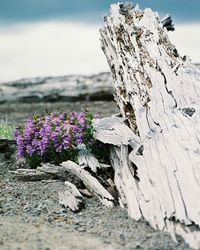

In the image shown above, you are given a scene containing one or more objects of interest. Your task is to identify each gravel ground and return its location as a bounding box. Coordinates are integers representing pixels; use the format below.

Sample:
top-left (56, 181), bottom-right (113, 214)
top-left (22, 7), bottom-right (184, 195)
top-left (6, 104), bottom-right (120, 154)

top-left (0, 101), bottom-right (191, 250)
top-left (0, 101), bottom-right (119, 125)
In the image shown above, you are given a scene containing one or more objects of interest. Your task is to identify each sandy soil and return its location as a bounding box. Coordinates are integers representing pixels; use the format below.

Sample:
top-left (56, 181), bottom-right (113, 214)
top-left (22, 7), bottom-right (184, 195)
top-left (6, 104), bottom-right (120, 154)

top-left (0, 101), bottom-right (191, 250)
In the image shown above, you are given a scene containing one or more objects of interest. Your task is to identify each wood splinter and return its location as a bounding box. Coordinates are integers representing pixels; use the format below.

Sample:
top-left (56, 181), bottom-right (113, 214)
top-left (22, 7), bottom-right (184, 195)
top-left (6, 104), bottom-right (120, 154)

top-left (61, 161), bottom-right (115, 207)
top-left (58, 181), bottom-right (84, 211)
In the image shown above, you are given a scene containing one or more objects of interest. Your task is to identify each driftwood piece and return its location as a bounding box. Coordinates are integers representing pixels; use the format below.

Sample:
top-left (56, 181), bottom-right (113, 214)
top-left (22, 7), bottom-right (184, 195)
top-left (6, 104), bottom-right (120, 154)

top-left (11, 168), bottom-right (54, 181)
top-left (93, 117), bottom-right (140, 148)
top-left (100, 3), bottom-right (200, 249)
top-left (61, 161), bottom-right (115, 207)
top-left (78, 188), bottom-right (93, 197)
top-left (12, 163), bottom-right (79, 184)
top-left (0, 73), bottom-right (113, 103)
top-left (58, 181), bottom-right (84, 211)
top-left (12, 162), bottom-right (115, 207)
top-left (36, 163), bottom-right (115, 206)
top-left (77, 144), bottom-right (100, 172)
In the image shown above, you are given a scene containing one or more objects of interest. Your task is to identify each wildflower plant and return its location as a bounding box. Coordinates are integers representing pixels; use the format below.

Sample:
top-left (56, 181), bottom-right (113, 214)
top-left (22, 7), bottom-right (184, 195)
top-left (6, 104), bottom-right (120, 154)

top-left (14, 111), bottom-right (104, 168)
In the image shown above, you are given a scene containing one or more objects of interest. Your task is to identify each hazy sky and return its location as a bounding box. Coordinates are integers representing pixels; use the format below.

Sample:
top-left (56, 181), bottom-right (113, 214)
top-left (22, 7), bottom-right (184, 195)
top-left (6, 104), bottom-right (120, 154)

top-left (0, 0), bottom-right (200, 82)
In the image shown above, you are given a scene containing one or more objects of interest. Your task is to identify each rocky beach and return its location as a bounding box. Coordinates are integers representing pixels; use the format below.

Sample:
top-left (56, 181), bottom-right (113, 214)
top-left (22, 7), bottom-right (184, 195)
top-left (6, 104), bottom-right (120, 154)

top-left (1, 0), bottom-right (200, 247)
top-left (0, 73), bottom-right (195, 249)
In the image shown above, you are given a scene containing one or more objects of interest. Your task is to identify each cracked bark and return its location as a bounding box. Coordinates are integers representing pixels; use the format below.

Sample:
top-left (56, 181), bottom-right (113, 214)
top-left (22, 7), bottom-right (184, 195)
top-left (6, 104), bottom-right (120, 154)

top-left (100, 3), bottom-right (200, 249)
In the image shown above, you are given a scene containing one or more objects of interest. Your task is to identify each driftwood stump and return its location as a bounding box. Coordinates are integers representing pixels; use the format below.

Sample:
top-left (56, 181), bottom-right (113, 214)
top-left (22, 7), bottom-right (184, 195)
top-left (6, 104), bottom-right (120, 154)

top-left (100, 3), bottom-right (200, 249)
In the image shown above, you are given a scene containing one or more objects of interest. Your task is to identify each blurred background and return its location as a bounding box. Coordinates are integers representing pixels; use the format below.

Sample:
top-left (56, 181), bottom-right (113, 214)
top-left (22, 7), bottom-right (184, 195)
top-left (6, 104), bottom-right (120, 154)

top-left (0, 0), bottom-right (199, 83)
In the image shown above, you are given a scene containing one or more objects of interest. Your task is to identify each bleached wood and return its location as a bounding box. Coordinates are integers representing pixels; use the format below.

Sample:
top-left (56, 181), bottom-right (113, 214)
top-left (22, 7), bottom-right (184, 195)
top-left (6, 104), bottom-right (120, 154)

top-left (61, 161), bottom-right (115, 207)
top-left (100, 3), bottom-right (200, 248)
top-left (77, 144), bottom-right (100, 172)
top-left (93, 117), bottom-right (140, 148)
top-left (79, 188), bottom-right (93, 197)
top-left (58, 181), bottom-right (83, 211)
top-left (38, 163), bottom-right (114, 203)
top-left (110, 145), bottom-right (141, 220)
top-left (98, 163), bottom-right (111, 169)
top-left (13, 162), bottom-right (115, 207)
top-left (11, 168), bottom-right (54, 181)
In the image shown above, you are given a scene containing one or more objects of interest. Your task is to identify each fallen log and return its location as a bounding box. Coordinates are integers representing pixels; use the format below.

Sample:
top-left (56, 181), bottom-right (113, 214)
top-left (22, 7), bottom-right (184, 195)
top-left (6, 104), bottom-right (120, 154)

top-left (100, 3), bottom-right (200, 249)
top-left (0, 73), bottom-right (113, 103)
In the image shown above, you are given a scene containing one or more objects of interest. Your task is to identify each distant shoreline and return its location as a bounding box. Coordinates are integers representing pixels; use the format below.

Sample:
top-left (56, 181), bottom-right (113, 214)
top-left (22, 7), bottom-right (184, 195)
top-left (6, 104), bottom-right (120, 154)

top-left (1, 64), bottom-right (199, 85)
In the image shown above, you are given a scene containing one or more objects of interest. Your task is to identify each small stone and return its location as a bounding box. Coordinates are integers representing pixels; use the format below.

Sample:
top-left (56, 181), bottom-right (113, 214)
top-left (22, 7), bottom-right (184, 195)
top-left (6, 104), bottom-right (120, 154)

top-left (104, 239), bottom-right (111, 244)
top-left (77, 227), bottom-right (86, 232)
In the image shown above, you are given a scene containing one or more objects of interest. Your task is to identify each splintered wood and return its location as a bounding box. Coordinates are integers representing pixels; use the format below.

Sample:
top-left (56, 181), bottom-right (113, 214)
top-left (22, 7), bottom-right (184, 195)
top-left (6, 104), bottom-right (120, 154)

top-left (61, 161), bottom-right (115, 207)
top-left (77, 144), bottom-right (100, 172)
top-left (58, 181), bottom-right (83, 211)
top-left (13, 162), bottom-right (115, 209)
top-left (100, 3), bottom-right (200, 249)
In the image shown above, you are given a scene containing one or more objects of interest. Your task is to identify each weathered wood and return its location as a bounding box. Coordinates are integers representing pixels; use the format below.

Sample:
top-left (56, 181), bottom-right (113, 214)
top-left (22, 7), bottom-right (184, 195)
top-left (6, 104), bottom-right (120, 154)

top-left (37, 163), bottom-right (115, 206)
top-left (78, 188), bottom-right (93, 197)
top-left (77, 144), bottom-right (113, 171)
top-left (61, 161), bottom-right (115, 207)
top-left (77, 144), bottom-right (100, 172)
top-left (0, 73), bottom-right (113, 103)
top-left (110, 145), bottom-right (141, 217)
top-left (12, 162), bottom-right (115, 207)
top-left (100, 3), bottom-right (200, 249)
top-left (11, 168), bottom-right (54, 181)
top-left (58, 181), bottom-right (83, 211)
top-left (93, 117), bottom-right (140, 148)
top-left (12, 163), bottom-right (80, 184)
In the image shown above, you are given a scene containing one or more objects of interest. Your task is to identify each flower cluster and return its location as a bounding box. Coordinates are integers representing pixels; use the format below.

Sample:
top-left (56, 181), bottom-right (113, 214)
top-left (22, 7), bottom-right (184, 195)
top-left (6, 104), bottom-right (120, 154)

top-left (14, 111), bottom-right (97, 167)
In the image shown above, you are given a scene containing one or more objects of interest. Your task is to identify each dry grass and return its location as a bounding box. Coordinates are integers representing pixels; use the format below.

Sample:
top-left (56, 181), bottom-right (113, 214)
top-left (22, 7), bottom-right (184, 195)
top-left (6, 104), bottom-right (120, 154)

top-left (0, 119), bottom-right (14, 139)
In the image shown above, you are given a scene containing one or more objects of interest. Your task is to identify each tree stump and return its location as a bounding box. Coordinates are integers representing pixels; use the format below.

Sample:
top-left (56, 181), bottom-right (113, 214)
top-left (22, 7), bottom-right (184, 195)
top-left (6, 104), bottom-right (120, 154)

top-left (100, 3), bottom-right (200, 249)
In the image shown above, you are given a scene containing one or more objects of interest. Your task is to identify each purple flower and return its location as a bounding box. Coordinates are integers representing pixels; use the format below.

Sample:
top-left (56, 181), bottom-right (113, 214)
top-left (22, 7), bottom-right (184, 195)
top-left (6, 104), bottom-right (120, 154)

top-left (77, 112), bottom-right (86, 126)
top-left (14, 111), bottom-right (98, 166)
top-left (15, 134), bottom-right (26, 159)
top-left (63, 136), bottom-right (71, 149)
top-left (39, 137), bottom-right (49, 155)
top-left (26, 145), bottom-right (36, 156)
top-left (88, 139), bottom-right (95, 145)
